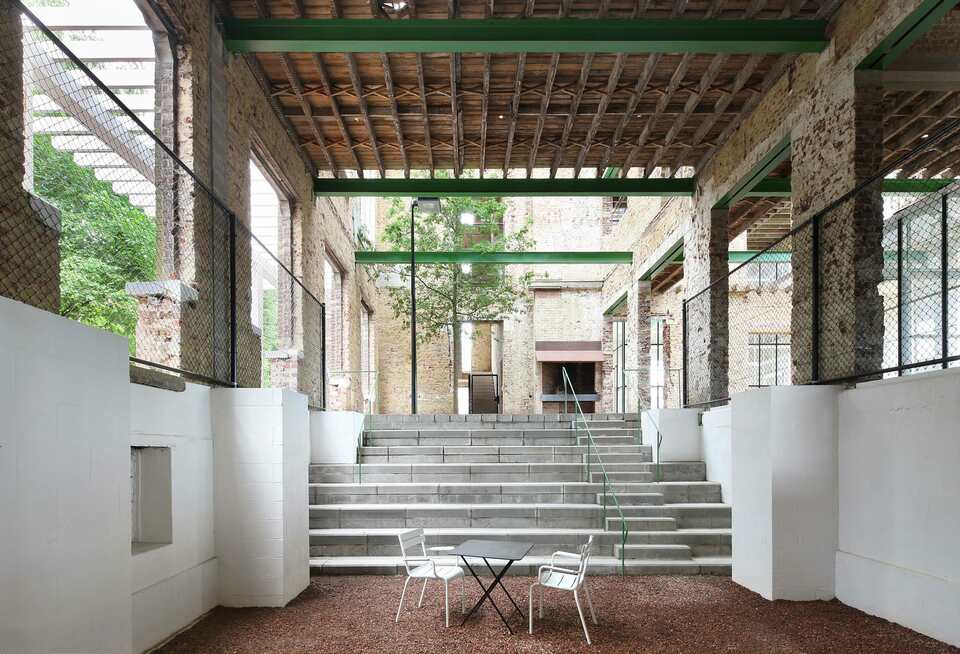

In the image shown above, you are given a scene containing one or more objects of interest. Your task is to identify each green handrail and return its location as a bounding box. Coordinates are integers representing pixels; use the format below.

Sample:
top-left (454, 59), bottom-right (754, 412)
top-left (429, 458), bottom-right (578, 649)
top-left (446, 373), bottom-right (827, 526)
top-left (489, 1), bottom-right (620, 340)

top-left (561, 367), bottom-right (630, 576)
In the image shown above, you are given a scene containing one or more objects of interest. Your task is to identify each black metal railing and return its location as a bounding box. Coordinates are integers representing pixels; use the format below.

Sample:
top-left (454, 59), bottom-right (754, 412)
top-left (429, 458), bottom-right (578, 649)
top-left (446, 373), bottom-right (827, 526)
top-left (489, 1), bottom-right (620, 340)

top-left (1, 4), bottom-right (325, 405)
top-left (682, 120), bottom-right (960, 407)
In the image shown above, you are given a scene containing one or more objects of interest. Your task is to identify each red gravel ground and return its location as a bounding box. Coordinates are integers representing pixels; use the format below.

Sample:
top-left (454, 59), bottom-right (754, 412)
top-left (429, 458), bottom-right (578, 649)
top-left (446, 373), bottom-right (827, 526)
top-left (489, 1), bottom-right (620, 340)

top-left (155, 576), bottom-right (957, 654)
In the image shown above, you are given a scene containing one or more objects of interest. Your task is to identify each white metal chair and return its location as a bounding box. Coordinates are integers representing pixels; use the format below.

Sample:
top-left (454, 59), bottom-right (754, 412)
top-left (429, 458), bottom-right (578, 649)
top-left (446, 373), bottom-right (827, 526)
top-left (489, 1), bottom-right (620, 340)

top-left (528, 535), bottom-right (598, 644)
top-left (395, 528), bottom-right (465, 627)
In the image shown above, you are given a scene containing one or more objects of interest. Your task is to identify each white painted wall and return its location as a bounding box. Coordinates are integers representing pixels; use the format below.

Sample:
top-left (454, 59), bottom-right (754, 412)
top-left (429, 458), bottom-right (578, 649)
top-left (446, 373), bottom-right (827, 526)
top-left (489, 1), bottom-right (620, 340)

top-left (212, 388), bottom-right (310, 607)
top-left (731, 385), bottom-right (839, 601)
top-left (835, 369), bottom-right (960, 647)
top-left (310, 409), bottom-right (364, 463)
top-left (129, 381), bottom-right (218, 652)
top-left (642, 408), bottom-right (701, 461)
top-left (0, 297), bottom-right (133, 654)
top-left (700, 406), bottom-right (732, 503)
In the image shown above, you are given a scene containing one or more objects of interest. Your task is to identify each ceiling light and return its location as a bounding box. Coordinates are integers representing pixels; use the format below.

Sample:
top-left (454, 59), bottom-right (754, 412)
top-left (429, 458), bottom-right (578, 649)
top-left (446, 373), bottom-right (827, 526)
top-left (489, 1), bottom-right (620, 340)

top-left (380, 0), bottom-right (408, 11)
top-left (922, 133), bottom-right (929, 139)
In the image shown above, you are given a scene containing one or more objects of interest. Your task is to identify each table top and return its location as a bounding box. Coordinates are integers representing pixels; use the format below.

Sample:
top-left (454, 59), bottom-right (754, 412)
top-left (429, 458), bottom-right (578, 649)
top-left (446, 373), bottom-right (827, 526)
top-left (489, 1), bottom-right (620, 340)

top-left (449, 539), bottom-right (534, 561)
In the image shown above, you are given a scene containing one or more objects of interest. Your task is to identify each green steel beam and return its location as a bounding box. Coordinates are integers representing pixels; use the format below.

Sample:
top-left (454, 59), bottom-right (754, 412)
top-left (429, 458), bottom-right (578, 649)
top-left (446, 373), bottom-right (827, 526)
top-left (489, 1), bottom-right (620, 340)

top-left (728, 250), bottom-right (791, 262)
top-left (603, 291), bottom-right (629, 316)
top-left (223, 19), bottom-right (828, 54)
top-left (714, 136), bottom-right (791, 209)
top-left (881, 178), bottom-right (958, 192)
top-left (859, 0), bottom-right (960, 70)
top-left (744, 177), bottom-right (792, 197)
top-left (355, 250), bottom-right (633, 264)
top-left (316, 177), bottom-right (695, 197)
top-left (639, 237), bottom-right (685, 281)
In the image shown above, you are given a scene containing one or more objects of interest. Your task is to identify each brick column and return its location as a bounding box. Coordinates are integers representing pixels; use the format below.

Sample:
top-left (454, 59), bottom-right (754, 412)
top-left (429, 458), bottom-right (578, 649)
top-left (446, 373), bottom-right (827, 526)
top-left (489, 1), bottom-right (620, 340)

top-left (599, 318), bottom-right (616, 412)
top-left (792, 71), bottom-right (885, 383)
top-left (126, 281), bottom-right (199, 371)
top-left (0, 4), bottom-right (61, 312)
top-left (683, 205), bottom-right (729, 405)
top-left (633, 280), bottom-right (652, 411)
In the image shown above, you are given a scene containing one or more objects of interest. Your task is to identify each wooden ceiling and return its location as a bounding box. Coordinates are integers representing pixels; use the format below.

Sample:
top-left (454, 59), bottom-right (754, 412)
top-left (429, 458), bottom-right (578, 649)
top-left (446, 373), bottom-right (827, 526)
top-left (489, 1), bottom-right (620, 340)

top-left (224, 0), bottom-right (839, 178)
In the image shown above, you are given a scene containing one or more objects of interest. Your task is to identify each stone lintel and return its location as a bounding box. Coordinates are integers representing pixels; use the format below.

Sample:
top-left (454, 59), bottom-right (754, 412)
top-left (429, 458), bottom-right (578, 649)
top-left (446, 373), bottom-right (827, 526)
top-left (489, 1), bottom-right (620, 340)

top-left (126, 280), bottom-right (199, 303)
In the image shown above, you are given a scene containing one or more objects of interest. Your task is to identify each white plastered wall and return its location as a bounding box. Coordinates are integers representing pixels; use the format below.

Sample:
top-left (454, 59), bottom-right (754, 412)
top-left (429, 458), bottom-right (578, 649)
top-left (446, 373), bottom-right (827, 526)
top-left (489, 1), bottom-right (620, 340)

top-left (0, 296), bottom-right (133, 654)
top-left (835, 369), bottom-right (960, 647)
top-left (129, 381), bottom-right (219, 652)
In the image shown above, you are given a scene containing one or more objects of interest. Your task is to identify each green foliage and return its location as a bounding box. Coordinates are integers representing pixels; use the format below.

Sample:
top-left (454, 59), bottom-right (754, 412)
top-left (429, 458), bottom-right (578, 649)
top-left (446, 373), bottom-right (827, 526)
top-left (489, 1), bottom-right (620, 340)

top-left (33, 134), bottom-right (156, 353)
top-left (379, 193), bottom-right (534, 344)
top-left (260, 289), bottom-right (279, 385)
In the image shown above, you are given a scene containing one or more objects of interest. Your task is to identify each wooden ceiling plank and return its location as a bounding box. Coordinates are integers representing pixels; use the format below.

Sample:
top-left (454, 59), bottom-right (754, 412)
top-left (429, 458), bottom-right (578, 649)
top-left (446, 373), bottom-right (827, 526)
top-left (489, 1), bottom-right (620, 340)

top-left (503, 0), bottom-right (534, 176)
top-left (379, 52), bottom-right (411, 177)
top-left (330, 0), bottom-right (384, 177)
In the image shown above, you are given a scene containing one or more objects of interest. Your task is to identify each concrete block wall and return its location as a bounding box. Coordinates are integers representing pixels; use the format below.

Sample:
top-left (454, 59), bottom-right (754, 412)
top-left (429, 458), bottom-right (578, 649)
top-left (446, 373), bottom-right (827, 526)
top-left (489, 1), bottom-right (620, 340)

top-left (0, 296), bottom-right (133, 654)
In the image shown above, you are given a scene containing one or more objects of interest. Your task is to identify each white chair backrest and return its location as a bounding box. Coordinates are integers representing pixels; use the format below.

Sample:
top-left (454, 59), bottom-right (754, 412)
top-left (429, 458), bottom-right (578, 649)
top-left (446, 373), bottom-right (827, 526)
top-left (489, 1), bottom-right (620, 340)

top-left (398, 528), bottom-right (427, 573)
top-left (575, 535), bottom-right (594, 584)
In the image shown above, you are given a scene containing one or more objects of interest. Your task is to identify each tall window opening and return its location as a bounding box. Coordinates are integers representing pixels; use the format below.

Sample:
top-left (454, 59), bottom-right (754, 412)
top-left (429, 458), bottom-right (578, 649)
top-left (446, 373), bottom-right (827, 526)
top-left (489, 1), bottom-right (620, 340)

top-left (650, 318), bottom-right (666, 409)
top-left (613, 319), bottom-right (627, 413)
top-left (747, 333), bottom-right (791, 386)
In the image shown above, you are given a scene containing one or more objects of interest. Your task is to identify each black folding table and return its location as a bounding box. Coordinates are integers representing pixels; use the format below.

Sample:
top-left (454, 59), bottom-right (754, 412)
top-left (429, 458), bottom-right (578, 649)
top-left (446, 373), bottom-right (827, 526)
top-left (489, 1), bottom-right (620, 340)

top-left (450, 539), bottom-right (534, 634)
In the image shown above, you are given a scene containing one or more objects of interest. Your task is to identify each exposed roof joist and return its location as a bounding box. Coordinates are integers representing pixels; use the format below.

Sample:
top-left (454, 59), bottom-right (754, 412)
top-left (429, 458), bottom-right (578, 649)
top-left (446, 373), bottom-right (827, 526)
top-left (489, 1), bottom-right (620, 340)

top-left (223, 19), bottom-right (828, 54)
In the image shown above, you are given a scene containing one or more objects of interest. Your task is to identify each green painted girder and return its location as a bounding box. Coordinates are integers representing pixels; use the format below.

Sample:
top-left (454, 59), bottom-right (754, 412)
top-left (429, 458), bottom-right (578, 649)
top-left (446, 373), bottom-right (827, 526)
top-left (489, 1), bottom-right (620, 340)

top-left (882, 178), bottom-right (958, 192)
top-left (316, 177), bottom-right (695, 197)
top-left (355, 250), bottom-right (633, 264)
top-left (223, 19), bottom-right (828, 54)
top-left (859, 0), bottom-right (960, 70)
top-left (714, 136), bottom-right (791, 209)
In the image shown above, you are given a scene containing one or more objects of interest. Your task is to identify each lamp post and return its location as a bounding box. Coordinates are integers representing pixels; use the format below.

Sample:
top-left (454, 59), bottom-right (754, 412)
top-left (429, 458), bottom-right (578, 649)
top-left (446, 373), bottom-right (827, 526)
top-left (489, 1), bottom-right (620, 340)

top-left (410, 197), bottom-right (440, 414)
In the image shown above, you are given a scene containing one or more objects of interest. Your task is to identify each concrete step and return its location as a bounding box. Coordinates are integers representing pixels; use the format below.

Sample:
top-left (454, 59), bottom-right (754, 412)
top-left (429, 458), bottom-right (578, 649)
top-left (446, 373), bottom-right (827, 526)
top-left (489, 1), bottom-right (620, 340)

top-left (605, 516), bottom-right (677, 531)
top-left (365, 413), bottom-right (639, 430)
top-left (308, 527), bottom-right (729, 557)
top-left (359, 444), bottom-right (651, 464)
top-left (309, 555), bottom-right (729, 576)
top-left (607, 504), bottom-right (731, 529)
top-left (363, 427), bottom-right (639, 446)
top-left (598, 492), bottom-right (664, 506)
top-left (310, 503), bottom-right (608, 529)
top-left (586, 453), bottom-right (653, 464)
top-left (309, 461), bottom-right (705, 484)
top-left (615, 543), bottom-right (693, 560)
top-left (308, 481), bottom-right (719, 505)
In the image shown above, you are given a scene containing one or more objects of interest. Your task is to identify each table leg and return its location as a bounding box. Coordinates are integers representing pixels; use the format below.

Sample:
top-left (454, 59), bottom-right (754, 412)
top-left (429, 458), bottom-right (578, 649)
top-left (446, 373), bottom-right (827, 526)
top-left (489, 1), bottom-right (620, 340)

top-left (459, 557), bottom-right (510, 631)
top-left (481, 557), bottom-right (525, 620)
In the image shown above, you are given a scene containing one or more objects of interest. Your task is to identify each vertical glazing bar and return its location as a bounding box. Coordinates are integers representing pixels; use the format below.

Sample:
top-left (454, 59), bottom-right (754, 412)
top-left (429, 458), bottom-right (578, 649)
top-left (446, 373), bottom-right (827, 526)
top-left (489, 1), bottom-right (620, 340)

top-left (942, 193), bottom-right (949, 368)
top-left (897, 215), bottom-right (904, 375)
top-left (410, 203), bottom-right (418, 413)
top-left (320, 303), bottom-right (327, 410)
top-left (681, 302), bottom-right (689, 406)
top-left (811, 215), bottom-right (821, 382)
top-left (228, 212), bottom-right (238, 387)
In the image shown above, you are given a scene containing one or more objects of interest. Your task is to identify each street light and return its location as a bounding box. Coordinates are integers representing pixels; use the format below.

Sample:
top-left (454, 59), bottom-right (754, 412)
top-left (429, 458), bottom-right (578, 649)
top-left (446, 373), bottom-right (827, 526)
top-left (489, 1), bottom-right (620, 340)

top-left (410, 197), bottom-right (440, 414)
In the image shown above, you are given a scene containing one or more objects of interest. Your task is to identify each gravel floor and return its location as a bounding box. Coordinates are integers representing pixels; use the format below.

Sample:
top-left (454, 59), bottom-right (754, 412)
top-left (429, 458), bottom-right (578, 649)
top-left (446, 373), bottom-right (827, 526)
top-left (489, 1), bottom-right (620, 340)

top-left (155, 576), bottom-right (957, 654)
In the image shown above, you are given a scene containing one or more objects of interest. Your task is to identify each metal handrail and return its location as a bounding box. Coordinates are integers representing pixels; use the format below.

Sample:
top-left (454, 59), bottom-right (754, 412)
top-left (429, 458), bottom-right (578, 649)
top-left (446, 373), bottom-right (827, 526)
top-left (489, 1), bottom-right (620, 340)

top-left (325, 369), bottom-right (378, 483)
top-left (561, 367), bottom-right (629, 576)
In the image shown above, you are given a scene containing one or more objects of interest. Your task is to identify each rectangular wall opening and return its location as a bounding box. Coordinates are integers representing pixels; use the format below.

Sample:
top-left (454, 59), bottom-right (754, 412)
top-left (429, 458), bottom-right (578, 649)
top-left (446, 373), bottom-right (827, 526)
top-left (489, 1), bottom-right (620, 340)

top-left (130, 446), bottom-right (172, 554)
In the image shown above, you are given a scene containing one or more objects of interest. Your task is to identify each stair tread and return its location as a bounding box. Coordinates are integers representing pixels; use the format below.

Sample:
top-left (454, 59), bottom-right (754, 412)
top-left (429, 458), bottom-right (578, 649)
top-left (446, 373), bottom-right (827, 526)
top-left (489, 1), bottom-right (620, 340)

top-left (309, 527), bottom-right (730, 536)
top-left (309, 481), bottom-right (719, 488)
top-left (309, 555), bottom-right (729, 567)
top-left (310, 502), bottom-right (730, 510)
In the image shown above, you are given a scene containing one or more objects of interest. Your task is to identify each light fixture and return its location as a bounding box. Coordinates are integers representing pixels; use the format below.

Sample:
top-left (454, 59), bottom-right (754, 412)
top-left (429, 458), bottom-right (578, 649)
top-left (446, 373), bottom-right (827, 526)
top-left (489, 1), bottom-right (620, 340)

top-left (498, 114), bottom-right (504, 119)
top-left (922, 133), bottom-right (930, 139)
top-left (415, 197), bottom-right (441, 214)
top-left (379, 0), bottom-right (408, 11)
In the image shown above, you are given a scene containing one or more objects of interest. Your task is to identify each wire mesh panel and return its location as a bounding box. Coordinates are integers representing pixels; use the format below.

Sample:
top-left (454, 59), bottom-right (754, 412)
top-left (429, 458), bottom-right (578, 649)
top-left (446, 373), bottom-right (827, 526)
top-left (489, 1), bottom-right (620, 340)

top-left (726, 239), bottom-right (794, 397)
top-left (2, 5), bottom-right (325, 395)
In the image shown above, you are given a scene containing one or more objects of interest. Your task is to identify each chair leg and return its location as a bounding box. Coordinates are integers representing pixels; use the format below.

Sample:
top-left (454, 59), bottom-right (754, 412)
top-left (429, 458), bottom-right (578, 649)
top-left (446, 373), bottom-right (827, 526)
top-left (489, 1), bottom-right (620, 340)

top-left (539, 584), bottom-right (544, 619)
top-left (396, 577), bottom-right (412, 623)
top-left (584, 581), bottom-right (598, 624)
top-left (574, 590), bottom-right (592, 645)
top-left (418, 578), bottom-right (428, 608)
top-left (528, 583), bottom-right (537, 635)
top-left (444, 580), bottom-right (450, 628)
top-left (460, 575), bottom-right (465, 614)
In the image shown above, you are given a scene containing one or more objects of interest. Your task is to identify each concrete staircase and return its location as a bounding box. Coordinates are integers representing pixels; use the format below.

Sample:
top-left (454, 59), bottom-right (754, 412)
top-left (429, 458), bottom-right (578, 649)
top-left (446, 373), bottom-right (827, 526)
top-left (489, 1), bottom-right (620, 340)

top-left (309, 413), bottom-right (731, 575)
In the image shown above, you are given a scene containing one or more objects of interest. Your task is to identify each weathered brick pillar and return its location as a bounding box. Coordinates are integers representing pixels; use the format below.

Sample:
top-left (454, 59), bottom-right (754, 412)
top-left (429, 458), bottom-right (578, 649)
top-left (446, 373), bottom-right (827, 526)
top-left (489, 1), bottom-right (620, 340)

top-left (126, 281), bottom-right (199, 370)
top-left (600, 317), bottom-right (616, 412)
top-left (633, 280), bottom-right (652, 411)
top-left (792, 70), bottom-right (885, 383)
top-left (683, 205), bottom-right (729, 405)
top-left (0, 4), bottom-right (61, 312)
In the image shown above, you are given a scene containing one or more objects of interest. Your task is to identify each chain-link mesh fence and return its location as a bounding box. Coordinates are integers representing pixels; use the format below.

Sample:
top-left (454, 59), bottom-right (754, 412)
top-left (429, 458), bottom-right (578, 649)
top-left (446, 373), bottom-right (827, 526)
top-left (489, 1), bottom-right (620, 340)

top-left (1, 5), bottom-right (325, 402)
top-left (682, 120), bottom-right (960, 406)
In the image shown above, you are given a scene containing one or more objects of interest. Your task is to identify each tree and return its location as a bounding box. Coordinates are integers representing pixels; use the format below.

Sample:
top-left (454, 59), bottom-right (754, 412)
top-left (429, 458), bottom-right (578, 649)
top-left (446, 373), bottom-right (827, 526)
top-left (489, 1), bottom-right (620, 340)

top-left (380, 195), bottom-right (535, 412)
top-left (33, 134), bottom-right (156, 353)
